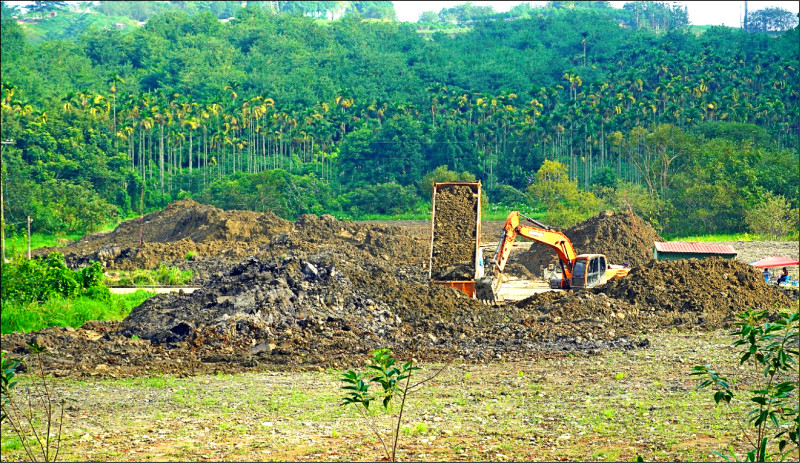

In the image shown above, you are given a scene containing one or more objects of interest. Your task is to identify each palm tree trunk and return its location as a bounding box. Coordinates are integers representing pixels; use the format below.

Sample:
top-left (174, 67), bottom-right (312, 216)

top-left (159, 124), bottom-right (165, 194)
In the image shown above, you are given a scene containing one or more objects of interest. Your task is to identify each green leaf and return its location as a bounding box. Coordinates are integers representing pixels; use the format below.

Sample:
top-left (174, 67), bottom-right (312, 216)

top-left (711, 450), bottom-right (732, 462)
top-left (757, 437), bottom-right (767, 462)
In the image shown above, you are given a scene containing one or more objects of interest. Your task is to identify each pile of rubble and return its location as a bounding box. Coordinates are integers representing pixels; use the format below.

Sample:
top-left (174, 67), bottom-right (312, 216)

top-left (4, 203), bottom-right (794, 378)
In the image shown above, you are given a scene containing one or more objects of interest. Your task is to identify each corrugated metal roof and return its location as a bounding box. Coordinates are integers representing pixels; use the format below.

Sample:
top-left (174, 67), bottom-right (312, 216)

top-left (654, 242), bottom-right (737, 255)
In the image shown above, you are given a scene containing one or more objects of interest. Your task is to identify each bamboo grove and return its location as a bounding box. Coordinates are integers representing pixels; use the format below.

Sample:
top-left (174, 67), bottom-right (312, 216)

top-left (1, 3), bottom-right (798, 236)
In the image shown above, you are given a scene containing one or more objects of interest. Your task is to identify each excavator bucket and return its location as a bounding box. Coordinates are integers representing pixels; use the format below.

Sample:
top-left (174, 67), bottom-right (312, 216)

top-left (429, 182), bottom-right (482, 299)
top-left (475, 275), bottom-right (499, 303)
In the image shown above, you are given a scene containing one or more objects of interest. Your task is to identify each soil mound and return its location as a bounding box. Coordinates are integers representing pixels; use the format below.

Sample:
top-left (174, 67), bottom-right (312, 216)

top-left (513, 291), bottom-right (649, 346)
top-left (518, 210), bottom-right (663, 274)
top-left (7, 202), bottom-right (795, 379)
top-left (599, 257), bottom-right (796, 326)
top-left (508, 257), bottom-right (796, 349)
top-left (35, 200), bottom-right (292, 270)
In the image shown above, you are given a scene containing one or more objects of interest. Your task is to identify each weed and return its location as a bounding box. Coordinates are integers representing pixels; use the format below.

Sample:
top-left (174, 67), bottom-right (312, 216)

top-left (340, 348), bottom-right (447, 462)
top-left (402, 422), bottom-right (429, 436)
top-left (1, 342), bottom-right (66, 462)
top-left (691, 310), bottom-right (799, 462)
top-left (154, 265), bottom-right (193, 285)
top-left (1, 291), bottom-right (155, 334)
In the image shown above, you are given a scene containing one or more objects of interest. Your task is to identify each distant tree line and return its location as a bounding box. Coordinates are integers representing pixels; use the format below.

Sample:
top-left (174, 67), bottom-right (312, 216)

top-left (0, 1), bottom-right (797, 238)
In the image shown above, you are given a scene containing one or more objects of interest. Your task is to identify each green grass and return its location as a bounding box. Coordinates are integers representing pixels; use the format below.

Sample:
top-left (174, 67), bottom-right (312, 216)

top-left (664, 232), bottom-right (799, 241)
top-left (4, 212), bottom-right (144, 253)
top-left (104, 266), bottom-right (193, 287)
top-left (3, 331), bottom-right (793, 462)
top-left (5, 232), bottom-right (85, 253)
top-left (0, 290), bottom-right (155, 334)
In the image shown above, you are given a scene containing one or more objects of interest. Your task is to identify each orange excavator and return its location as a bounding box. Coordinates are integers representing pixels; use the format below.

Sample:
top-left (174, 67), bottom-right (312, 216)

top-left (475, 211), bottom-right (630, 301)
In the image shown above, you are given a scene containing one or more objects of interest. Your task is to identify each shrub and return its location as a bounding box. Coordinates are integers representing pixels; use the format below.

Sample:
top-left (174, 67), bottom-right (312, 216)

top-left (691, 310), bottom-right (799, 462)
top-left (745, 191), bottom-right (797, 240)
top-left (341, 183), bottom-right (419, 216)
top-left (526, 160), bottom-right (604, 228)
top-left (340, 348), bottom-right (447, 462)
top-left (0, 253), bottom-right (106, 304)
top-left (131, 272), bottom-right (155, 286)
top-left (1, 343), bottom-right (65, 462)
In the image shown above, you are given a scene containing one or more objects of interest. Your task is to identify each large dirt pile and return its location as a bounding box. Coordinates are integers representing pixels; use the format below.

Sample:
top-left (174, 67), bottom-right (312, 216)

top-left (4, 251), bottom-right (793, 378)
top-left (518, 210), bottom-right (663, 275)
top-left (35, 200), bottom-right (292, 270)
top-left (5, 201), bottom-right (796, 379)
top-left (509, 257), bottom-right (796, 348)
top-left (600, 257), bottom-right (795, 326)
top-left (430, 185), bottom-right (479, 281)
top-left (33, 201), bottom-right (433, 282)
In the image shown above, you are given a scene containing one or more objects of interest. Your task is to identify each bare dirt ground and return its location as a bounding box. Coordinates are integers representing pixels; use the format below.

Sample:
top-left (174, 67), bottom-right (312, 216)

top-left (3, 202), bottom-right (796, 379)
top-left (2, 331), bottom-right (797, 462)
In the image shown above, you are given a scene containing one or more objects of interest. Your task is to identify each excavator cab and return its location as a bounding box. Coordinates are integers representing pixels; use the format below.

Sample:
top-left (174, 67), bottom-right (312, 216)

top-left (570, 254), bottom-right (607, 289)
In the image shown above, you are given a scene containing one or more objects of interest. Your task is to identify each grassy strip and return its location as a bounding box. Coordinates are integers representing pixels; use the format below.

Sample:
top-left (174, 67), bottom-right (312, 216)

top-left (104, 266), bottom-right (194, 287)
top-left (4, 233), bottom-right (85, 253)
top-left (665, 233), bottom-right (758, 242)
top-left (665, 232), bottom-right (799, 241)
top-left (0, 290), bottom-right (155, 335)
top-left (4, 212), bottom-right (144, 252)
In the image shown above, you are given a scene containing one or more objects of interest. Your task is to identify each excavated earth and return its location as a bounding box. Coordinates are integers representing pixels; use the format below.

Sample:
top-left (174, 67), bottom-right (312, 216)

top-left (34, 199), bottom-right (293, 276)
top-left (3, 202), bottom-right (797, 378)
top-left (517, 210), bottom-right (663, 275)
top-left (430, 185), bottom-right (479, 281)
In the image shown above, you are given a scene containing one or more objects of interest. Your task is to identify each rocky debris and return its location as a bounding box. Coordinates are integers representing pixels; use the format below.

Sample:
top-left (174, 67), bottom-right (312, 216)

top-left (5, 201), bottom-right (797, 379)
top-left (518, 210), bottom-right (663, 273)
top-left (430, 185), bottom-right (478, 281)
top-left (776, 286), bottom-right (799, 302)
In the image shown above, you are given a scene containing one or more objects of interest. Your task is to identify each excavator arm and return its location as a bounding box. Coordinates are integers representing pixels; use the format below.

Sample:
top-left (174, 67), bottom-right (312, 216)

top-left (476, 211), bottom-right (578, 301)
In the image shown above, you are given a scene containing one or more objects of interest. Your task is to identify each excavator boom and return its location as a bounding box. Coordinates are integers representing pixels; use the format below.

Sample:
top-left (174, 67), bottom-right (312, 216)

top-left (488, 211), bottom-right (577, 278)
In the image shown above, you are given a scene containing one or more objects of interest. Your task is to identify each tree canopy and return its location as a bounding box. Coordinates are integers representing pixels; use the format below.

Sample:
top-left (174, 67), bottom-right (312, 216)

top-left (1, 1), bottom-right (797, 238)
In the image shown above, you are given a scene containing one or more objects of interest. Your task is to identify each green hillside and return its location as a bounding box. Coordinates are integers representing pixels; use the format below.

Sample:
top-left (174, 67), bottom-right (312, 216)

top-left (0, 1), bottom-right (797, 239)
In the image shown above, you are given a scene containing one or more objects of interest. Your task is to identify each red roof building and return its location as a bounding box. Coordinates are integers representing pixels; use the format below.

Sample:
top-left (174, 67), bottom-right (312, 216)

top-left (653, 242), bottom-right (738, 261)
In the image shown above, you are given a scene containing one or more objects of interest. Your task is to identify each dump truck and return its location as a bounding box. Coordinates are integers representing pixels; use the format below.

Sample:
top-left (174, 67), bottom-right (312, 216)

top-left (428, 181), bottom-right (483, 298)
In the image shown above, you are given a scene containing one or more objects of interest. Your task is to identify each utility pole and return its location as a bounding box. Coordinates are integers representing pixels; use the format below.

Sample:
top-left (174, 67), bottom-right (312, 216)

top-left (1, 139), bottom-right (15, 263)
top-left (27, 215), bottom-right (31, 260)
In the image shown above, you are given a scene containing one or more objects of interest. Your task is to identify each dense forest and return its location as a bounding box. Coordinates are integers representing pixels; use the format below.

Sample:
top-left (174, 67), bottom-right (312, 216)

top-left (0, 1), bottom-right (798, 239)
